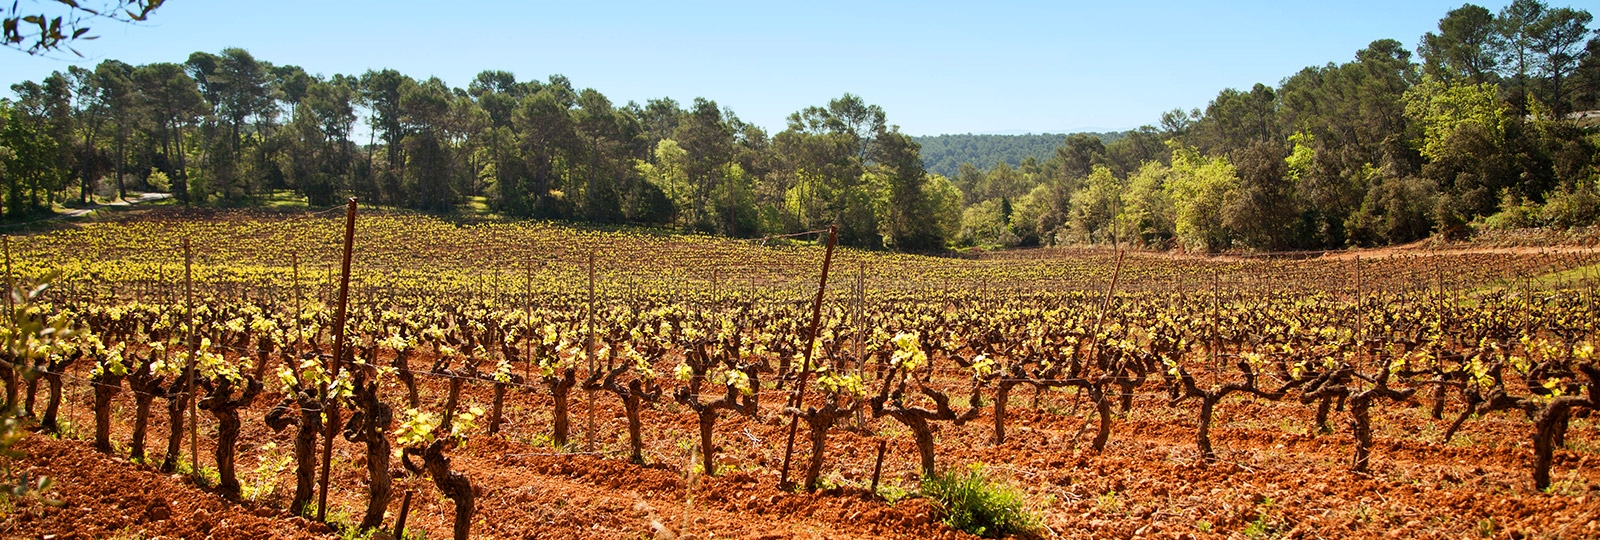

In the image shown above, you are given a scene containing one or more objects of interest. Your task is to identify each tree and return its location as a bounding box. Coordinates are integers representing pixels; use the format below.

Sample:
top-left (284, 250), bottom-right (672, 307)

top-left (1067, 165), bottom-right (1123, 245)
top-left (674, 98), bottom-right (733, 231)
top-left (1420, 4), bottom-right (1504, 84)
top-left (1527, 6), bottom-right (1594, 111)
top-left (1223, 141), bottom-right (1298, 250)
top-left (1117, 161), bottom-right (1176, 247)
top-left (360, 69), bottom-right (408, 201)
top-left (1054, 134), bottom-right (1108, 181)
top-left (132, 62), bottom-right (205, 202)
top-left (10, 72), bottom-right (75, 207)
top-left (94, 59), bottom-right (136, 199)
top-left (64, 66), bottom-right (107, 204)
top-left (1498, 0), bottom-right (1548, 111)
top-left (0, 104), bottom-right (65, 217)
top-left (511, 88), bottom-right (578, 217)
top-left (1190, 83), bottom-right (1278, 156)
top-left (1166, 143), bottom-right (1240, 252)
top-left (874, 129), bottom-right (943, 251)
top-left (1404, 77), bottom-right (1510, 164)
top-left (2, 0), bottom-right (163, 55)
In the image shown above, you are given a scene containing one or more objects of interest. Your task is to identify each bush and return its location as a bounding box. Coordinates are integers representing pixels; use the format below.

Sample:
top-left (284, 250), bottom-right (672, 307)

top-left (920, 464), bottom-right (1042, 538)
top-left (1541, 183), bottom-right (1600, 229)
top-left (1482, 190), bottom-right (1543, 230)
top-left (145, 168), bottom-right (172, 191)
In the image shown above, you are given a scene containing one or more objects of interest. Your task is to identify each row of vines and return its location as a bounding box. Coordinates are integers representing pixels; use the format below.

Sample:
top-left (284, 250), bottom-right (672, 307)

top-left (5, 211), bottom-right (1600, 538)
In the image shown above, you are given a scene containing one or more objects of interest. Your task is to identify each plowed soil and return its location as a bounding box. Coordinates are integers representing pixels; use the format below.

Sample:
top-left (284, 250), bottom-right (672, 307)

top-left (4, 364), bottom-right (1598, 540)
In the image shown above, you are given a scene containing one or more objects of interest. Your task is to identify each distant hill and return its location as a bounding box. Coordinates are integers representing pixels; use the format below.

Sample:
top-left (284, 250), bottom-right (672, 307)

top-left (912, 132), bottom-right (1127, 177)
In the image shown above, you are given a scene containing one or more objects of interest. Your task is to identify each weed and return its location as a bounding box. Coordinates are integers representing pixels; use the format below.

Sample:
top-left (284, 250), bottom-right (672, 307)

top-left (1542, 470), bottom-right (1589, 496)
top-left (244, 442), bottom-right (292, 502)
top-left (1242, 496), bottom-right (1282, 539)
top-left (920, 464), bottom-right (1043, 538)
top-left (1476, 517), bottom-right (1495, 538)
top-left (326, 505), bottom-right (376, 540)
top-left (192, 465), bottom-right (220, 489)
top-left (108, 527), bottom-right (146, 540)
top-left (876, 483), bottom-right (912, 504)
top-left (1095, 489), bottom-right (1122, 515)
top-left (1242, 518), bottom-right (1274, 538)
top-left (49, 418), bottom-right (82, 441)
top-left (1195, 518), bottom-right (1212, 532)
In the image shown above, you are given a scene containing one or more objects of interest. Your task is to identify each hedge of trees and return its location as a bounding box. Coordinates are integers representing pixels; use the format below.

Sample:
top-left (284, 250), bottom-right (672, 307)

top-left (2, 0), bottom-right (1598, 252)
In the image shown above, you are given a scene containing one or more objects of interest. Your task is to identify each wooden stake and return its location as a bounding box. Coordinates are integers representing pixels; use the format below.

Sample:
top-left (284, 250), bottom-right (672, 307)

top-left (869, 439), bottom-right (887, 495)
top-left (184, 238), bottom-right (198, 475)
top-left (317, 198), bottom-right (359, 522)
top-left (779, 225), bottom-right (838, 489)
top-left (393, 490), bottom-right (414, 539)
top-left (525, 259), bottom-right (534, 384)
top-left (292, 254), bottom-right (304, 355)
top-left (585, 251), bottom-right (597, 452)
top-left (1085, 250), bottom-right (1127, 363)
top-left (4, 236), bottom-right (14, 323)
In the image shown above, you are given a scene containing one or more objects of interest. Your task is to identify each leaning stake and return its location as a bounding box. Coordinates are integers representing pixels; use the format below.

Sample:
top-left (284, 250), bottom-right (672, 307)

top-left (185, 238), bottom-right (198, 475)
top-left (317, 198), bottom-right (359, 522)
top-left (779, 225), bottom-right (838, 488)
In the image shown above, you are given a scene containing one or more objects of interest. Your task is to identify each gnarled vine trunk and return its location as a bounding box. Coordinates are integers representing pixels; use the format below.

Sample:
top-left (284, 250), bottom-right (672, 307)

top-left (199, 376), bottom-right (262, 499)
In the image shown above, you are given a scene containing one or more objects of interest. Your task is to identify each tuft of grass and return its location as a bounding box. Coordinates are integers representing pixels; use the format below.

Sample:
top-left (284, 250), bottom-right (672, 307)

top-left (920, 464), bottom-right (1043, 538)
top-left (1095, 490), bottom-right (1122, 515)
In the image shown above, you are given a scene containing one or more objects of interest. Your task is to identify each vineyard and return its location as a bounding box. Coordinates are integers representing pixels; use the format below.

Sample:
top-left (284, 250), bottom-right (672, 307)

top-left (2, 206), bottom-right (1599, 539)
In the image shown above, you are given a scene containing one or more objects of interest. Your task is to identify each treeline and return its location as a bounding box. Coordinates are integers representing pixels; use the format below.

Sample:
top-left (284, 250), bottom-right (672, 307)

top-left (913, 132), bottom-right (1124, 177)
top-left (952, 0), bottom-right (1600, 251)
top-left (1, 0), bottom-right (1598, 252)
top-left (0, 56), bottom-right (947, 249)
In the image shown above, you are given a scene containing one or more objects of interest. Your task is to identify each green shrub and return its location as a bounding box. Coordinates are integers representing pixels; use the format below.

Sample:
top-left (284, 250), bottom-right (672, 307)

top-left (920, 464), bottom-right (1042, 538)
top-left (1540, 183), bottom-right (1600, 229)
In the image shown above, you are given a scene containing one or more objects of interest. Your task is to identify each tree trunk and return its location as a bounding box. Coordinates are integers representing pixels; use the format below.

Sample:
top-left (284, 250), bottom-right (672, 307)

top-left (440, 373), bottom-right (463, 435)
top-left (421, 441), bottom-right (474, 540)
top-left (345, 386), bottom-right (393, 531)
top-left (1091, 390), bottom-right (1113, 452)
top-left (804, 417), bottom-right (831, 490)
top-left (1429, 384), bottom-right (1447, 420)
top-left (1533, 399), bottom-right (1585, 490)
top-left (993, 383), bottom-right (1010, 445)
top-left (910, 420), bottom-right (936, 478)
top-left (396, 354), bottom-right (420, 409)
top-left (213, 407), bottom-right (244, 498)
top-left (489, 382), bottom-right (506, 435)
top-left (159, 390), bottom-right (188, 473)
top-left (624, 396), bottom-right (645, 464)
top-left (2, 361), bottom-right (16, 412)
top-left (40, 372), bottom-right (64, 434)
top-left (267, 394), bottom-right (321, 517)
top-left (1196, 397), bottom-right (1217, 462)
top-left (92, 383), bottom-right (119, 453)
top-left (697, 409), bottom-right (719, 476)
top-left (1314, 395), bottom-right (1332, 434)
top-left (130, 393), bottom-right (153, 461)
top-left (552, 390), bottom-right (570, 448)
top-left (25, 373), bottom-right (40, 418)
top-left (1351, 396), bottom-right (1374, 473)
top-left (116, 129), bottom-right (126, 200)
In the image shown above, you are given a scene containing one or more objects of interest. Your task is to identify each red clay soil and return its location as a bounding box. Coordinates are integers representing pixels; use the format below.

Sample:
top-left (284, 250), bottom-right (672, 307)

top-left (1, 435), bottom-right (334, 539)
top-left (6, 369), bottom-right (1600, 539)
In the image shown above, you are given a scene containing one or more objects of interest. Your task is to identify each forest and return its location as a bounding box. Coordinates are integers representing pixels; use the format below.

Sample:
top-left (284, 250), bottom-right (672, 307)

top-left (2, 0), bottom-right (1599, 252)
top-left (912, 132), bottom-right (1125, 178)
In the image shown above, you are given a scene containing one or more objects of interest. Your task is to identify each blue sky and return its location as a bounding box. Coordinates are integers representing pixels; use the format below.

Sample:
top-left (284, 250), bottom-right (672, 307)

top-left (0, 0), bottom-right (1558, 136)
